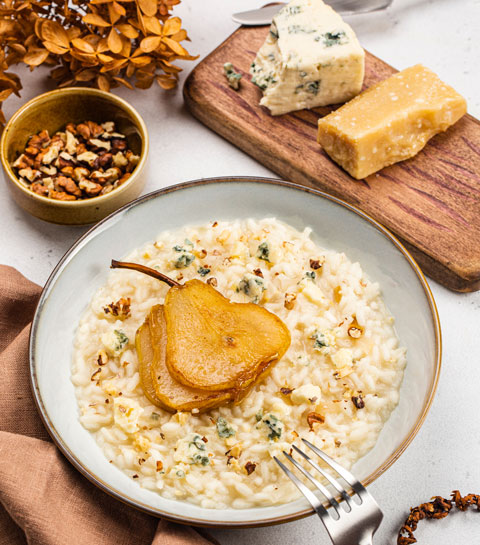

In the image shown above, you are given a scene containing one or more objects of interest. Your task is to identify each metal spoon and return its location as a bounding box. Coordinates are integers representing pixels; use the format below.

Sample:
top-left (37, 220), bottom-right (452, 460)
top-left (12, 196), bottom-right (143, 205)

top-left (232, 0), bottom-right (393, 25)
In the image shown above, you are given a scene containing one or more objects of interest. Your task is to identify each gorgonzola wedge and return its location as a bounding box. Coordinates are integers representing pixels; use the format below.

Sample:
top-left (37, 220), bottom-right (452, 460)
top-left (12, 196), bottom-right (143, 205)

top-left (250, 0), bottom-right (365, 115)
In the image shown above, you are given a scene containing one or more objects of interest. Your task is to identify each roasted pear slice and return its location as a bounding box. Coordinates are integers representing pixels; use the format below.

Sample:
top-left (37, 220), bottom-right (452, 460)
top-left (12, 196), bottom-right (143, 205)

top-left (112, 260), bottom-right (292, 403)
top-left (136, 321), bottom-right (166, 408)
top-left (164, 279), bottom-right (291, 391)
top-left (138, 305), bottom-right (235, 412)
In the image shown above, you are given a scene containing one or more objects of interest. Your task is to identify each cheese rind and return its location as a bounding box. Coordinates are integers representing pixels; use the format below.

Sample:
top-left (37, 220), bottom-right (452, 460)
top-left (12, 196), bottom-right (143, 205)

top-left (250, 0), bottom-right (365, 115)
top-left (317, 64), bottom-right (468, 179)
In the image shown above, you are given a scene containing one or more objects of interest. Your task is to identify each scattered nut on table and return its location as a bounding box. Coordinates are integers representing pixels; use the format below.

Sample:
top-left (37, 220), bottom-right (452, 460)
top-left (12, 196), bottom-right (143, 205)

top-left (12, 121), bottom-right (140, 201)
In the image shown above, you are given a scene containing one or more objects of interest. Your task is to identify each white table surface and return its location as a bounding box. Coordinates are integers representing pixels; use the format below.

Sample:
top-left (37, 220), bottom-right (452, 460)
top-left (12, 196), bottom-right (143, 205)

top-left (1, 1), bottom-right (480, 543)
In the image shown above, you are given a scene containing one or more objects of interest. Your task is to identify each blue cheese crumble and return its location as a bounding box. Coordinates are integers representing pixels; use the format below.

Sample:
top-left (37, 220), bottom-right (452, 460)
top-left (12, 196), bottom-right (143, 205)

top-left (237, 273), bottom-right (265, 303)
top-left (223, 62), bottom-right (242, 90)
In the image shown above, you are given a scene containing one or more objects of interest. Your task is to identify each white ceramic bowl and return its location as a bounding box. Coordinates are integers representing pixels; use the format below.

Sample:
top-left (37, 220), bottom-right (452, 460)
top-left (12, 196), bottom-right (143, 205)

top-left (30, 177), bottom-right (441, 527)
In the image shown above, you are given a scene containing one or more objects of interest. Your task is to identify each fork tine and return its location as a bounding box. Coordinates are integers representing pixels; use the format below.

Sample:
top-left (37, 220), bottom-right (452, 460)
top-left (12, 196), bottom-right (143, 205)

top-left (282, 450), bottom-right (341, 514)
top-left (302, 439), bottom-right (366, 496)
top-left (291, 444), bottom-right (352, 507)
top-left (274, 456), bottom-right (329, 518)
top-left (277, 444), bottom-right (383, 545)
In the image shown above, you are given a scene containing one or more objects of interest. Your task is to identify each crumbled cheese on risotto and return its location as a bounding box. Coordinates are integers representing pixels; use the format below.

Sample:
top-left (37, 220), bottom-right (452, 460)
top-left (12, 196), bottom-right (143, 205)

top-left (291, 384), bottom-right (322, 405)
top-left (331, 348), bottom-right (354, 368)
top-left (113, 397), bottom-right (143, 433)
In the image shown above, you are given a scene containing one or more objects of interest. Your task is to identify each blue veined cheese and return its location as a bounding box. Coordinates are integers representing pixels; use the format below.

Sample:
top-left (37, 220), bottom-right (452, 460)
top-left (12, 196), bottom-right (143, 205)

top-left (250, 0), bottom-right (365, 115)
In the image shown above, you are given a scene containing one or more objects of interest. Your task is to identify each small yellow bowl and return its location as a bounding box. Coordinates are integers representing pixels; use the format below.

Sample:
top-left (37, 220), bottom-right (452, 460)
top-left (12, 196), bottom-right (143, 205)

top-left (1, 87), bottom-right (149, 225)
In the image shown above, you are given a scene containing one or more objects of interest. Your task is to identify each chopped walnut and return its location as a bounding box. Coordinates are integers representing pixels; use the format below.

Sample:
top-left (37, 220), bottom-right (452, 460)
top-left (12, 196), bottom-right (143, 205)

top-left (89, 138), bottom-right (111, 151)
top-left (90, 170), bottom-right (108, 184)
top-left (352, 395), bottom-right (365, 409)
top-left (87, 121), bottom-right (104, 138)
top-left (76, 123), bottom-right (91, 140)
top-left (56, 154), bottom-right (74, 170)
top-left (12, 121), bottom-right (139, 201)
top-left (50, 190), bottom-right (76, 201)
top-left (310, 258), bottom-right (324, 270)
top-left (125, 150), bottom-right (140, 171)
top-left (40, 165), bottom-right (57, 176)
top-left (77, 151), bottom-right (99, 166)
top-left (96, 350), bottom-right (108, 366)
top-left (76, 142), bottom-right (87, 155)
top-left (79, 180), bottom-right (102, 196)
top-left (24, 146), bottom-right (40, 156)
top-left (284, 292), bottom-right (297, 310)
top-left (112, 137), bottom-right (127, 152)
top-left (103, 167), bottom-right (121, 182)
top-left (225, 442), bottom-right (243, 458)
top-left (74, 167), bottom-right (90, 182)
top-left (57, 176), bottom-right (82, 197)
top-left (102, 121), bottom-right (115, 133)
top-left (118, 173), bottom-right (131, 185)
top-left (13, 154), bottom-right (33, 170)
top-left (94, 153), bottom-right (113, 170)
top-left (18, 167), bottom-right (40, 182)
top-left (41, 144), bottom-right (61, 165)
top-left (307, 412), bottom-right (325, 431)
top-left (103, 297), bottom-right (131, 319)
top-left (31, 182), bottom-right (48, 196)
top-left (65, 130), bottom-right (78, 155)
top-left (29, 130), bottom-right (50, 150)
top-left (244, 461), bottom-right (256, 475)
top-left (91, 368), bottom-right (102, 381)
top-left (112, 151), bottom-right (128, 168)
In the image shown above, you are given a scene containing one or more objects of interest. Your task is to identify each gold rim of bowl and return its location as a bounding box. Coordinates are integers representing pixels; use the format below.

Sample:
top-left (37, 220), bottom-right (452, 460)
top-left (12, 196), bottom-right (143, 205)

top-left (29, 177), bottom-right (442, 528)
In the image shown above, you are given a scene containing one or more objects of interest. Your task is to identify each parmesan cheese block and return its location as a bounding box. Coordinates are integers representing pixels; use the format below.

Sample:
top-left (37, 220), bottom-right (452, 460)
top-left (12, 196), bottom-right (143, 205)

top-left (250, 0), bottom-right (364, 116)
top-left (317, 64), bottom-right (468, 179)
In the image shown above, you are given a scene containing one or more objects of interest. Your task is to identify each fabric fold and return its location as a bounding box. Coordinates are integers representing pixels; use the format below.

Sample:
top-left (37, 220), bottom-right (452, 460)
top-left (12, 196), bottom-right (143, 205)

top-left (0, 265), bottom-right (217, 545)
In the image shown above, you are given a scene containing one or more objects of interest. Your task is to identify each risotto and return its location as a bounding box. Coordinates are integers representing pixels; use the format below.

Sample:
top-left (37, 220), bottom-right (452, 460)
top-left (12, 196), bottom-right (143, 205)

top-left (71, 218), bottom-right (406, 509)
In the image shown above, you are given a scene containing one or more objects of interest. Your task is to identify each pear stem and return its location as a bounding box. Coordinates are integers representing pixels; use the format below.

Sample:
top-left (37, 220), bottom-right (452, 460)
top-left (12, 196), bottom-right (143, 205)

top-left (111, 260), bottom-right (180, 287)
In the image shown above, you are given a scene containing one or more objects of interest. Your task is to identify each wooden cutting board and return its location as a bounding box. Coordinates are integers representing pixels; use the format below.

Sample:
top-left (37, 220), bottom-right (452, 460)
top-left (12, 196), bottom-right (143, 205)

top-left (183, 25), bottom-right (480, 292)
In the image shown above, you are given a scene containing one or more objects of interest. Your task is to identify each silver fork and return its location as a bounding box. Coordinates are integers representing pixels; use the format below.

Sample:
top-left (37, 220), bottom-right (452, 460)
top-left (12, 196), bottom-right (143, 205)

top-left (274, 439), bottom-right (383, 545)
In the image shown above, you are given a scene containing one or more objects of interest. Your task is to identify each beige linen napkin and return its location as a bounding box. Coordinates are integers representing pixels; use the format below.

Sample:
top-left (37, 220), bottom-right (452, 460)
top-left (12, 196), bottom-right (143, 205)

top-left (0, 265), bottom-right (218, 545)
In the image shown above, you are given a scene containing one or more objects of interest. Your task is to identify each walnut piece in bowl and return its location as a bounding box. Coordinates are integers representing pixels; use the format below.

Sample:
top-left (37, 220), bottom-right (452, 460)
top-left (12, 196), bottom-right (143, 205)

top-left (1, 87), bottom-right (148, 225)
top-left (12, 121), bottom-right (140, 202)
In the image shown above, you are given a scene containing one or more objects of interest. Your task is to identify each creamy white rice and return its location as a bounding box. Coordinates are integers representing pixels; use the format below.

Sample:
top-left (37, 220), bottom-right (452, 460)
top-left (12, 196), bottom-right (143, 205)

top-left (71, 218), bottom-right (406, 509)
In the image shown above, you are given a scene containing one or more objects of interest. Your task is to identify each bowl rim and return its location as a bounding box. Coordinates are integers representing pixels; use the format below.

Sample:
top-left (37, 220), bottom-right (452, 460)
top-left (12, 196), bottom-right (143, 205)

top-left (0, 86), bottom-right (149, 208)
top-left (29, 176), bottom-right (442, 528)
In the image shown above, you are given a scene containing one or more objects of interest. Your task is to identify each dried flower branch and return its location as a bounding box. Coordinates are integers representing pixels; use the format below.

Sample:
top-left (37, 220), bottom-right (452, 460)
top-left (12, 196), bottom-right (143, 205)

top-left (397, 490), bottom-right (480, 544)
top-left (0, 0), bottom-right (196, 125)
